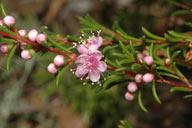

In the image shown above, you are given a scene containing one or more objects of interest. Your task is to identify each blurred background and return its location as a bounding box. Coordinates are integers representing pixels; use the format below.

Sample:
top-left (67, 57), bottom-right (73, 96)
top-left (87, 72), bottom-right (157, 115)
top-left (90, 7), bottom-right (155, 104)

top-left (0, 0), bottom-right (192, 128)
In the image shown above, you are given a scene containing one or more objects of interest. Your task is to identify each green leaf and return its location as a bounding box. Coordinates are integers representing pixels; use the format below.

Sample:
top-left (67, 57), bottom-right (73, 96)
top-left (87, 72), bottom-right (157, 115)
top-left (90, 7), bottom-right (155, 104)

top-left (6, 45), bottom-right (17, 72)
top-left (170, 87), bottom-right (192, 93)
top-left (103, 76), bottom-right (123, 89)
top-left (158, 72), bottom-right (179, 79)
top-left (156, 66), bottom-right (174, 74)
top-left (184, 22), bottom-right (192, 28)
top-left (116, 30), bottom-right (141, 41)
top-left (149, 43), bottom-right (154, 56)
top-left (56, 63), bottom-right (73, 86)
top-left (164, 33), bottom-right (182, 42)
top-left (142, 27), bottom-right (165, 41)
top-left (172, 10), bottom-right (192, 16)
top-left (152, 80), bottom-right (161, 104)
top-left (105, 58), bottom-right (120, 68)
top-left (119, 41), bottom-right (134, 60)
top-left (184, 94), bottom-right (192, 98)
top-left (119, 120), bottom-right (133, 128)
top-left (171, 50), bottom-right (181, 62)
top-left (0, 38), bottom-right (16, 43)
top-left (168, 30), bottom-right (192, 39)
top-left (45, 33), bottom-right (71, 53)
top-left (0, 2), bottom-right (7, 17)
top-left (138, 90), bottom-right (148, 112)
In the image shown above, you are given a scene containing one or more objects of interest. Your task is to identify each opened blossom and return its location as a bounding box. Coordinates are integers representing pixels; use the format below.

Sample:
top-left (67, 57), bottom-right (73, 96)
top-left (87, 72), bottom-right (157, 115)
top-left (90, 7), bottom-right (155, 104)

top-left (75, 51), bottom-right (107, 82)
top-left (77, 34), bottom-right (103, 54)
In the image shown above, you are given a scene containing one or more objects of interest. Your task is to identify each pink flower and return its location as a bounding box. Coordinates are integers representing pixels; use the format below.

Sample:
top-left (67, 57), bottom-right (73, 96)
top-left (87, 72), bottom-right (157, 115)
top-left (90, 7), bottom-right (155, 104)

top-left (135, 74), bottom-right (143, 83)
top-left (125, 92), bottom-right (134, 101)
top-left (75, 51), bottom-right (107, 82)
top-left (0, 44), bottom-right (9, 53)
top-left (77, 34), bottom-right (103, 54)
top-left (48, 63), bottom-right (58, 74)
top-left (127, 82), bottom-right (138, 93)
top-left (36, 34), bottom-right (47, 44)
top-left (54, 55), bottom-right (65, 67)
top-left (0, 20), bottom-right (4, 26)
top-left (3, 16), bottom-right (15, 27)
top-left (18, 29), bottom-right (27, 37)
top-left (28, 29), bottom-right (38, 42)
top-left (144, 56), bottom-right (154, 65)
top-left (143, 73), bottom-right (154, 83)
top-left (21, 50), bottom-right (32, 60)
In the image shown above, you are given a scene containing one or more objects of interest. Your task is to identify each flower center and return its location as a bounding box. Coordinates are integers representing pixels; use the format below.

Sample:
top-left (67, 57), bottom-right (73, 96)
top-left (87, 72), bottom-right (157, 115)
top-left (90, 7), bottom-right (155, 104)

top-left (85, 56), bottom-right (99, 71)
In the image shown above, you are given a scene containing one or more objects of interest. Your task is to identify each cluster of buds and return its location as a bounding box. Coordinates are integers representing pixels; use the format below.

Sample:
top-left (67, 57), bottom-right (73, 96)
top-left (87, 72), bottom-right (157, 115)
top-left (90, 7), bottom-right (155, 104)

top-left (0, 16), bottom-right (47, 61)
top-left (125, 50), bottom-right (155, 101)
top-left (73, 32), bottom-right (107, 84)
top-left (48, 55), bottom-right (65, 74)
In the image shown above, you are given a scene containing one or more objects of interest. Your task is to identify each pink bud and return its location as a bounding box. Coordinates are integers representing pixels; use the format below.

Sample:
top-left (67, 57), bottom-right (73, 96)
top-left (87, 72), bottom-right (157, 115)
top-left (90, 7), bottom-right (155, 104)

top-left (135, 74), bottom-right (143, 83)
top-left (0, 44), bottom-right (9, 53)
top-left (54, 55), bottom-right (65, 67)
top-left (21, 50), bottom-right (32, 60)
top-left (142, 50), bottom-right (149, 56)
top-left (144, 56), bottom-right (154, 65)
top-left (137, 53), bottom-right (144, 59)
top-left (0, 20), bottom-right (4, 26)
top-left (36, 34), bottom-right (47, 44)
top-left (125, 92), bottom-right (134, 101)
top-left (165, 58), bottom-right (170, 65)
top-left (28, 29), bottom-right (38, 41)
top-left (177, 18), bottom-right (184, 26)
top-left (143, 73), bottom-right (154, 83)
top-left (48, 63), bottom-right (58, 74)
top-left (3, 16), bottom-right (15, 27)
top-left (18, 30), bottom-right (27, 37)
top-left (20, 42), bottom-right (27, 50)
top-left (127, 82), bottom-right (138, 93)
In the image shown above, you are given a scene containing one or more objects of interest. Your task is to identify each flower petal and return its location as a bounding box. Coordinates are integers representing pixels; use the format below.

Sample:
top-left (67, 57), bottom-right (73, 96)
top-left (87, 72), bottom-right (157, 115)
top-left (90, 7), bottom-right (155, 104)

top-left (89, 70), bottom-right (100, 82)
top-left (98, 61), bottom-right (107, 72)
top-left (76, 54), bottom-right (89, 64)
top-left (77, 45), bottom-right (88, 54)
top-left (88, 44), bottom-right (99, 52)
top-left (90, 51), bottom-right (102, 60)
top-left (96, 36), bottom-right (103, 47)
top-left (75, 65), bottom-right (88, 78)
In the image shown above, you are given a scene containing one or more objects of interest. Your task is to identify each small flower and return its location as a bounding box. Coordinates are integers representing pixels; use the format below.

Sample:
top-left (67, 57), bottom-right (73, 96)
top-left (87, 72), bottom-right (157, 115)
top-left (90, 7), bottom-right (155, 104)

top-left (28, 29), bottom-right (38, 42)
top-left (0, 44), bottom-right (9, 53)
top-left (135, 74), bottom-right (143, 83)
top-left (36, 34), bottom-right (47, 44)
top-left (142, 49), bottom-right (149, 56)
top-left (125, 92), bottom-right (134, 101)
top-left (75, 51), bottom-right (107, 82)
top-left (54, 55), bottom-right (65, 67)
top-left (127, 82), bottom-right (138, 93)
top-left (137, 53), bottom-right (144, 59)
top-left (144, 56), bottom-right (154, 65)
top-left (143, 73), bottom-right (154, 83)
top-left (21, 50), bottom-right (32, 60)
top-left (18, 29), bottom-right (27, 37)
top-left (48, 63), bottom-right (58, 74)
top-left (77, 34), bottom-right (103, 54)
top-left (3, 16), bottom-right (15, 27)
top-left (165, 58), bottom-right (171, 65)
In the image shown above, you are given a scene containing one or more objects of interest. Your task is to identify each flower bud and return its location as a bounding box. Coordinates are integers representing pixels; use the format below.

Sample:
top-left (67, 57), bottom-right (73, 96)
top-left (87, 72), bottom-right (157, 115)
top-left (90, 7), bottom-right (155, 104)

top-left (0, 44), bottom-right (9, 53)
top-left (54, 55), bottom-right (65, 67)
top-left (36, 34), bottom-right (47, 44)
top-left (125, 92), bottom-right (134, 101)
top-left (21, 50), bottom-right (32, 60)
top-left (143, 73), bottom-right (154, 83)
top-left (137, 53), bottom-right (144, 59)
top-left (135, 74), bottom-right (143, 83)
top-left (48, 63), bottom-right (58, 74)
top-left (142, 49), bottom-right (149, 56)
top-left (28, 29), bottom-right (38, 41)
top-left (127, 82), bottom-right (138, 93)
top-left (18, 29), bottom-right (27, 37)
top-left (165, 58), bottom-right (171, 65)
top-left (3, 16), bottom-right (15, 27)
top-left (0, 20), bottom-right (4, 26)
top-left (144, 56), bottom-right (154, 65)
